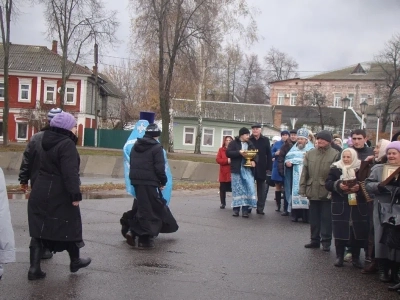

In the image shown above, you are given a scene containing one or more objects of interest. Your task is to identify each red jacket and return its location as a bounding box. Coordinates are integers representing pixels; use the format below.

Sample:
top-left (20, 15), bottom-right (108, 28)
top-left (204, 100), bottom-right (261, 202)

top-left (216, 146), bottom-right (231, 182)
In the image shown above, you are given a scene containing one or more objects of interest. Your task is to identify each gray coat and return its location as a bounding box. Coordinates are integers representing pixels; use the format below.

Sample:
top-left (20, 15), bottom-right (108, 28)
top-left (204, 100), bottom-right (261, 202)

top-left (365, 164), bottom-right (400, 261)
top-left (0, 168), bottom-right (16, 264)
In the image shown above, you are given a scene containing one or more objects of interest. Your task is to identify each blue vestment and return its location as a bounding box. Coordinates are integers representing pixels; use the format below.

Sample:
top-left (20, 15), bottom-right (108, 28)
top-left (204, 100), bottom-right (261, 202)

top-left (123, 120), bottom-right (173, 204)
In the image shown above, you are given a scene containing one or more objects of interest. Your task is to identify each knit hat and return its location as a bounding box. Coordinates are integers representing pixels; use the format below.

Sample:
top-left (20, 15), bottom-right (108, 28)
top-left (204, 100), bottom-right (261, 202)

top-left (281, 130), bottom-right (290, 136)
top-left (316, 130), bottom-right (332, 143)
top-left (145, 123), bottom-right (161, 137)
top-left (297, 128), bottom-right (309, 139)
top-left (386, 141), bottom-right (400, 153)
top-left (47, 108), bottom-right (63, 121)
top-left (239, 127), bottom-right (250, 136)
top-left (290, 129), bottom-right (297, 134)
top-left (50, 112), bottom-right (77, 130)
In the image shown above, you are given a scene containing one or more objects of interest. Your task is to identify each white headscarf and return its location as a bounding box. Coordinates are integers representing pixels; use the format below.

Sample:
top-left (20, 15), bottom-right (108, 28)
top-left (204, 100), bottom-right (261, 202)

top-left (332, 148), bottom-right (360, 179)
top-left (377, 139), bottom-right (390, 162)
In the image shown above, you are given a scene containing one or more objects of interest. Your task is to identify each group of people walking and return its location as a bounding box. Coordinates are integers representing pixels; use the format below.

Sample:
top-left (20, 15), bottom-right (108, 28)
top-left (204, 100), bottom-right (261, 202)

top-left (216, 126), bottom-right (400, 294)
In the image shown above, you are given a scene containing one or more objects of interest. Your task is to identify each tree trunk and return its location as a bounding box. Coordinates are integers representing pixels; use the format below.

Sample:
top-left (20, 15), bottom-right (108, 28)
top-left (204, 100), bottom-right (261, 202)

top-left (194, 45), bottom-right (205, 154)
top-left (318, 105), bottom-right (324, 130)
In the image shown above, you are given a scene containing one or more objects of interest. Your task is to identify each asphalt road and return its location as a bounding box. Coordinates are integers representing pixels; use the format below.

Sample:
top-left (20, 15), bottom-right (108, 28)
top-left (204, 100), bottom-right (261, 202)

top-left (1, 190), bottom-right (398, 300)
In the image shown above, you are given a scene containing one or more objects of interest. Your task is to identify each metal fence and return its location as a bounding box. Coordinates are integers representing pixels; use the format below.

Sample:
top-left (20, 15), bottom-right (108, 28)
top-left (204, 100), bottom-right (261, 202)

top-left (84, 128), bottom-right (132, 149)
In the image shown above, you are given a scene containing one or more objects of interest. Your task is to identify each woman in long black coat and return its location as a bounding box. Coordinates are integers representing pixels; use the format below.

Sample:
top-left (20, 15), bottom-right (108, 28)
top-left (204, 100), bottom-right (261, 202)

top-left (325, 148), bottom-right (369, 269)
top-left (27, 112), bottom-right (91, 280)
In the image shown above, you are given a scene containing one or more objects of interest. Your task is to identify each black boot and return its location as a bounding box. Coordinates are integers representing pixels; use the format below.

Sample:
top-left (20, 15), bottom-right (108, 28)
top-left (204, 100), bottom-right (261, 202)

top-left (138, 235), bottom-right (155, 249)
top-left (120, 212), bottom-right (130, 238)
top-left (68, 244), bottom-right (91, 273)
top-left (28, 238), bottom-right (46, 280)
top-left (391, 262), bottom-right (400, 283)
top-left (41, 248), bottom-right (53, 259)
top-left (379, 259), bottom-right (391, 283)
top-left (351, 248), bottom-right (363, 269)
top-left (275, 191), bottom-right (281, 212)
top-left (334, 245), bottom-right (345, 267)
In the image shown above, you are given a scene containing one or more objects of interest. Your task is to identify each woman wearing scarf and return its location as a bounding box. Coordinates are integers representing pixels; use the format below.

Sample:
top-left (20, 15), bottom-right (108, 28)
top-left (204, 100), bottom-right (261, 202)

top-left (325, 148), bottom-right (368, 268)
top-left (359, 139), bottom-right (390, 274)
top-left (366, 141), bottom-right (400, 286)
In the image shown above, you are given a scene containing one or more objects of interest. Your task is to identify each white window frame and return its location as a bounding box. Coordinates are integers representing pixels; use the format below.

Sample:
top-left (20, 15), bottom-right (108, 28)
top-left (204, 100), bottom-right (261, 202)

top-left (64, 82), bottom-right (77, 105)
top-left (360, 94), bottom-right (368, 104)
top-left (277, 93), bottom-right (284, 105)
top-left (44, 80), bottom-right (57, 104)
top-left (347, 93), bottom-right (354, 108)
top-left (221, 128), bottom-right (234, 145)
top-left (333, 93), bottom-right (341, 107)
top-left (16, 122), bottom-right (28, 141)
top-left (374, 97), bottom-right (381, 105)
top-left (290, 93), bottom-right (297, 106)
top-left (0, 80), bottom-right (4, 101)
top-left (202, 127), bottom-right (215, 147)
top-left (18, 78), bottom-right (32, 103)
top-left (183, 126), bottom-right (196, 145)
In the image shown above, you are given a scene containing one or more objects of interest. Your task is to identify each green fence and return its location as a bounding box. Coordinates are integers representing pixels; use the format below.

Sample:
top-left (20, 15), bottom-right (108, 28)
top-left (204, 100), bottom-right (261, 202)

top-left (84, 128), bottom-right (132, 149)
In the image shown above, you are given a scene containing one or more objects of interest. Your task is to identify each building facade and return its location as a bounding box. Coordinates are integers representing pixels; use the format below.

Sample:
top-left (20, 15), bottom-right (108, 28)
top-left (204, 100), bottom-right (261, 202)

top-left (0, 42), bottom-right (124, 145)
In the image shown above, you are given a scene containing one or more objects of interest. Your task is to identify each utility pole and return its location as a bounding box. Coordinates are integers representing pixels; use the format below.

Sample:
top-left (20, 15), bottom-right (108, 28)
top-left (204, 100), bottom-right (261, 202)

top-left (94, 42), bottom-right (98, 147)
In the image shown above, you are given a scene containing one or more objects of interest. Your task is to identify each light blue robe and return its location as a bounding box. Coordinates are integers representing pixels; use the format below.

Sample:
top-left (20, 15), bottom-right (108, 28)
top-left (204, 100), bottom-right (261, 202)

top-left (285, 142), bottom-right (314, 211)
top-left (123, 120), bottom-right (173, 204)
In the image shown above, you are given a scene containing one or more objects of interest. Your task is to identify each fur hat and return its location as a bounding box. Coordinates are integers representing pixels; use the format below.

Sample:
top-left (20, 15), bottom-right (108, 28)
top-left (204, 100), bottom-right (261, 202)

top-left (47, 107), bottom-right (63, 121)
top-left (239, 127), bottom-right (250, 136)
top-left (297, 128), bottom-right (309, 139)
top-left (289, 129), bottom-right (297, 134)
top-left (145, 123), bottom-right (161, 137)
top-left (316, 130), bottom-right (332, 143)
top-left (50, 112), bottom-right (77, 131)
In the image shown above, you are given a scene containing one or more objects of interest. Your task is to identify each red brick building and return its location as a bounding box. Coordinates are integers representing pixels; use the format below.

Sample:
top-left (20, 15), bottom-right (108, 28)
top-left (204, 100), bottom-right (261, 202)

top-left (0, 42), bottom-right (124, 145)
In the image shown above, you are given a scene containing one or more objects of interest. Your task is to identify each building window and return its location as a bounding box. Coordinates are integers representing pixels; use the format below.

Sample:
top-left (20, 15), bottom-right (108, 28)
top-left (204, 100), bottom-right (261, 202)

top-left (333, 93), bottom-right (341, 107)
top-left (44, 81), bottom-right (57, 103)
top-left (374, 97), bottom-right (381, 105)
top-left (290, 93), bottom-right (297, 106)
top-left (16, 123), bottom-right (28, 140)
top-left (221, 129), bottom-right (234, 145)
top-left (183, 126), bottom-right (195, 145)
top-left (18, 79), bottom-right (32, 102)
top-left (0, 82), bottom-right (4, 100)
top-left (202, 128), bottom-right (214, 146)
top-left (277, 93), bottom-right (284, 105)
top-left (64, 83), bottom-right (77, 105)
top-left (347, 93), bottom-right (354, 108)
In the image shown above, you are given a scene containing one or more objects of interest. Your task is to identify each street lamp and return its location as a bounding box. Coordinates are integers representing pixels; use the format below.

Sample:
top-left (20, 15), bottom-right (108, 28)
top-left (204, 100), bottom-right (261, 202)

top-left (360, 101), bottom-right (368, 129)
top-left (376, 107), bottom-right (382, 146)
top-left (390, 112), bottom-right (397, 140)
top-left (341, 97), bottom-right (351, 141)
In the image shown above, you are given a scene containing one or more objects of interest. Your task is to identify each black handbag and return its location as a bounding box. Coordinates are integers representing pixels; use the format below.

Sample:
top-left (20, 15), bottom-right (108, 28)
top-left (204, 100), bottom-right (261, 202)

top-left (156, 188), bottom-right (179, 234)
top-left (378, 187), bottom-right (400, 227)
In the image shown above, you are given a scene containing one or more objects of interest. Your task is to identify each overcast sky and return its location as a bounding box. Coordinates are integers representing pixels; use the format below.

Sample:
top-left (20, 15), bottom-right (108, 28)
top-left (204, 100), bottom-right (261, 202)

top-left (9, 0), bottom-right (400, 77)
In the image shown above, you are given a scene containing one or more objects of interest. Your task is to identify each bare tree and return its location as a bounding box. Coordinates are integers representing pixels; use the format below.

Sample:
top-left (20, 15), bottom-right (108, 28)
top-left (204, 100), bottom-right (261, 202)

top-left (374, 33), bottom-right (400, 132)
top-left (0, 0), bottom-right (13, 146)
top-left (37, 0), bottom-right (119, 110)
top-left (130, 0), bottom-right (257, 151)
top-left (264, 47), bottom-right (299, 81)
top-left (240, 54), bottom-right (263, 103)
top-left (301, 89), bottom-right (328, 130)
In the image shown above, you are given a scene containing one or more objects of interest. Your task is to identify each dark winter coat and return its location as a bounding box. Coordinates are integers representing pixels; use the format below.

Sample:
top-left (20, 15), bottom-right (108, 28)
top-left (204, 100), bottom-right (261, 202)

top-left (226, 137), bottom-right (257, 174)
top-left (216, 146), bottom-right (231, 182)
top-left (353, 145), bottom-right (374, 161)
top-left (28, 127), bottom-right (82, 242)
top-left (18, 126), bottom-right (50, 186)
top-left (129, 135), bottom-right (168, 187)
top-left (277, 139), bottom-right (294, 177)
top-left (249, 134), bottom-right (272, 180)
top-left (325, 167), bottom-right (369, 241)
top-left (271, 139), bottom-right (285, 182)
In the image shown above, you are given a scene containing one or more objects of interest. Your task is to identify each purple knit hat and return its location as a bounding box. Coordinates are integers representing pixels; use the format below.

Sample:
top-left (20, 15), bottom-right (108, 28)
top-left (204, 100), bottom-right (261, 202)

top-left (50, 112), bottom-right (77, 130)
top-left (386, 141), bottom-right (400, 153)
